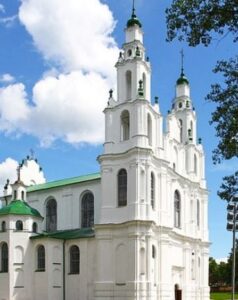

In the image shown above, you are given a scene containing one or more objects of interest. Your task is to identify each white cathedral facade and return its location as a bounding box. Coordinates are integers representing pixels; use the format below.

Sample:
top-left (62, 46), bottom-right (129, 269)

top-left (0, 9), bottom-right (209, 300)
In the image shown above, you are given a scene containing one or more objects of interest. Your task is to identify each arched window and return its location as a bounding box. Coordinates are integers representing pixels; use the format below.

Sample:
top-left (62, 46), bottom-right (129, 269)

top-left (152, 245), bottom-right (156, 259)
top-left (16, 220), bottom-right (23, 231)
top-left (1, 221), bottom-right (6, 232)
top-left (151, 172), bottom-right (155, 209)
top-left (81, 192), bottom-right (94, 228)
top-left (147, 114), bottom-right (152, 146)
top-left (174, 190), bottom-right (181, 228)
top-left (197, 200), bottom-right (200, 228)
top-left (140, 248), bottom-right (146, 275)
top-left (21, 191), bottom-right (25, 201)
top-left (125, 70), bottom-right (132, 100)
top-left (173, 147), bottom-right (178, 172)
top-left (118, 169), bottom-right (127, 207)
top-left (190, 121), bottom-right (193, 136)
top-left (1, 243), bottom-right (8, 272)
top-left (37, 245), bottom-right (45, 271)
top-left (121, 110), bottom-right (130, 141)
top-left (14, 190), bottom-right (17, 199)
top-left (32, 222), bottom-right (38, 233)
top-left (70, 245), bottom-right (80, 274)
top-left (179, 119), bottom-right (183, 143)
top-left (143, 73), bottom-right (146, 98)
top-left (194, 154), bottom-right (197, 174)
top-left (46, 198), bottom-right (57, 232)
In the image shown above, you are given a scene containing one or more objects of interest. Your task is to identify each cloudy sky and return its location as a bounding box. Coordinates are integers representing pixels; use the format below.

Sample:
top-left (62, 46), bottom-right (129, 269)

top-left (0, 0), bottom-right (236, 259)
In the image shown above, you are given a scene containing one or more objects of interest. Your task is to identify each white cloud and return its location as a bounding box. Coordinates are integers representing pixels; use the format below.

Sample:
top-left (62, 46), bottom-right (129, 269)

top-left (0, 73), bottom-right (15, 83)
top-left (29, 71), bottom-right (109, 145)
top-left (215, 257), bottom-right (228, 264)
top-left (0, 4), bottom-right (5, 13)
top-left (0, 71), bottom-right (110, 146)
top-left (0, 15), bottom-right (18, 28)
top-left (0, 158), bottom-right (18, 195)
top-left (19, 0), bottom-right (118, 79)
top-left (0, 0), bottom-right (120, 146)
top-left (0, 83), bottom-right (30, 134)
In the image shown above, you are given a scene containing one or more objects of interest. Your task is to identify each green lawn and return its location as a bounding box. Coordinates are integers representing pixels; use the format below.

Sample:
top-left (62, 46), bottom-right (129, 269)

top-left (211, 292), bottom-right (238, 300)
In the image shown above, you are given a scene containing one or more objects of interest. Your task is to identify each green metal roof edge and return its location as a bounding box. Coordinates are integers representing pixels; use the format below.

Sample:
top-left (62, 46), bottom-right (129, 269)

top-left (27, 172), bottom-right (101, 193)
top-left (30, 228), bottom-right (95, 240)
top-left (0, 200), bottom-right (43, 219)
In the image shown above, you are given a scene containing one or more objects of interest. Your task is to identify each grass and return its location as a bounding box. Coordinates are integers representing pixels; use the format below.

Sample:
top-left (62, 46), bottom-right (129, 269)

top-left (210, 292), bottom-right (238, 300)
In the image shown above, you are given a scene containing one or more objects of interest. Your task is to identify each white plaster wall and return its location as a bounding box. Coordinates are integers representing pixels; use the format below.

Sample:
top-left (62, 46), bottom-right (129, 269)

top-left (27, 179), bottom-right (101, 231)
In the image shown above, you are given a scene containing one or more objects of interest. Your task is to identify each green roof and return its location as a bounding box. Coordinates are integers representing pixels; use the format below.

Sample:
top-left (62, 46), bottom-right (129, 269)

top-left (0, 200), bottom-right (43, 218)
top-left (27, 172), bottom-right (101, 193)
top-left (177, 72), bottom-right (189, 85)
top-left (127, 11), bottom-right (142, 28)
top-left (31, 228), bottom-right (95, 240)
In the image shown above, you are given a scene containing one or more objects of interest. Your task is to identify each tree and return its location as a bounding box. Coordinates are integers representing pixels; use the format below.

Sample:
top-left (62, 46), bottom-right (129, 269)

top-left (218, 171), bottom-right (238, 201)
top-left (166, 0), bottom-right (238, 163)
top-left (209, 257), bottom-right (219, 287)
top-left (207, 58), bottom-right (238, 163)
top-left (166, 0), bottom-right (238, 47)
top-left (209, 257), bottom-right (230, 287)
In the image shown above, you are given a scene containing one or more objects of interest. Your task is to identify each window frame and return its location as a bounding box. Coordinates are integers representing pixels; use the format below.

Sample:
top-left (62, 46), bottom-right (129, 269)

top-left (118, 169), bottom-right (127, 207)
top-left (174, 190), bottom-right (181, 228)
top-left (1, 243), bottom-right (8, 273)
top-left (69, 245), bottom-right (80, 274)
top-left (121, 110), bottom-right (130, 141)
top-left (81, 192), bottom-right (94, 228)
top-left (37, 245), bottom-right (45, 272)
top-left (33, 222), bottom-right (38, 233)
top-left (1, 221), bottom-right (6, 232)
top-left (46, 198), bottom-right (57, 232)
top-left (197, 199), bottom-right (200, 228)
top-left (16, 220), bottom-right (23, 231)
top-left (151, 172), bottom-right (155, 209)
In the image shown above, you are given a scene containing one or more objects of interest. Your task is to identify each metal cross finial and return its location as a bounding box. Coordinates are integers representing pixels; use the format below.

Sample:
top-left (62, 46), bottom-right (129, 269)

top-left (180, 49), bottom-right (184, 76)
top-left (132, 0), bottom-right (136, 16)
top-left (30, 148), bottom-right (34, 159)
top-left (109, 89), bottom-right (113, 99)
top-left (17, 165), bottom-right (21, 182)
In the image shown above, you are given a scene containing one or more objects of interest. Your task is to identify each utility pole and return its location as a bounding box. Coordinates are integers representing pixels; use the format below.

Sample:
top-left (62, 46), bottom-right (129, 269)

top-left (227, 196), bottom-right (238, 300)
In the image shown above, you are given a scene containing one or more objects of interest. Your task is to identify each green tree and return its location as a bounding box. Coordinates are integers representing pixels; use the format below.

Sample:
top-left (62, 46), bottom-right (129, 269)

top-left (166, 0), bottom-right (238, 163)
top-left (218, 171), bottom-right (238, 201)
top-left (209, 257), bottom-right (230, 287)
top-left (209, 257), bottom-right (219, 287)
top-left (166, 0), bottom-right (238, 47)
top-left (218, 261), bottom-right (230, 286)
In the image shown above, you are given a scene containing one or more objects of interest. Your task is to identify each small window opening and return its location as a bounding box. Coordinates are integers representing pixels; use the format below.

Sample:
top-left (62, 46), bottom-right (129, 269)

top-left (16, 220), bottom-right (23, 231)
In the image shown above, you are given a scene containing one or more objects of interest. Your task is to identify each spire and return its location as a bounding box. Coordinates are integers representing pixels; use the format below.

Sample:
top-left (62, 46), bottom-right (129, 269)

top-left (180, 49), bottom-right (185, 77)
top-left (132, 0), bottom-right (135, 17)
top-left (176, 50), bottom-right (189, 85)
top-left (16, 165), bottom-right (21, 183)
top-left (127, 0), bottom-right (142, 28)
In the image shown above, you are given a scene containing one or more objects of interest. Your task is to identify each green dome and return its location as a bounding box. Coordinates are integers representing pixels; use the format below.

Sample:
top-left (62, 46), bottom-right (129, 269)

top-left (0, 200), bottom-right (43, 218)
top-left (177, 71), bottom-right (189, 85)
top-left (127, 12), bottom-right (142, 28)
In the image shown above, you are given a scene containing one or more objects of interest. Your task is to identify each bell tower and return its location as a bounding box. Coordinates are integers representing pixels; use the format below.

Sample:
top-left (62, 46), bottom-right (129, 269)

top-left (99, 4), bottom-right (163, 224)
top-left (116, 4), bottom-right (151, 103)
top-left (169, 51), bottom-right (197, 145)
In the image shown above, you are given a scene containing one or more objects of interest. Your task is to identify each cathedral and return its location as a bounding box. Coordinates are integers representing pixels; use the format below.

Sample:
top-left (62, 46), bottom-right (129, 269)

top-left (0, 6), bottom-right (209, 300)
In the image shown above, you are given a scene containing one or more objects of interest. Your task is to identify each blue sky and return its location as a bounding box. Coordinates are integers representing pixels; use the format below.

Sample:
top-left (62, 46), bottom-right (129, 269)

top-left (0, 0), bottom-right (236, 259)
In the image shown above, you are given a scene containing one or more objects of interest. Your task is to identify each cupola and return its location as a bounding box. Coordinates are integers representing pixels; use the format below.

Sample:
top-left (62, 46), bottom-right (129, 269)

top-left (176, 70), bottom-right (189, 86)
top-left (127, 8), bottom-right (142, 28)
top-left (125, 1), bottom-right (143, 44)
top-left (175, 50), bottom-right (191, 98)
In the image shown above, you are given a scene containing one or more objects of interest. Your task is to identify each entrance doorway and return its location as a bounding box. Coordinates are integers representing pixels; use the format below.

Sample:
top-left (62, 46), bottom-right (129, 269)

top-left (175, 284), bottom-right (182, 300)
